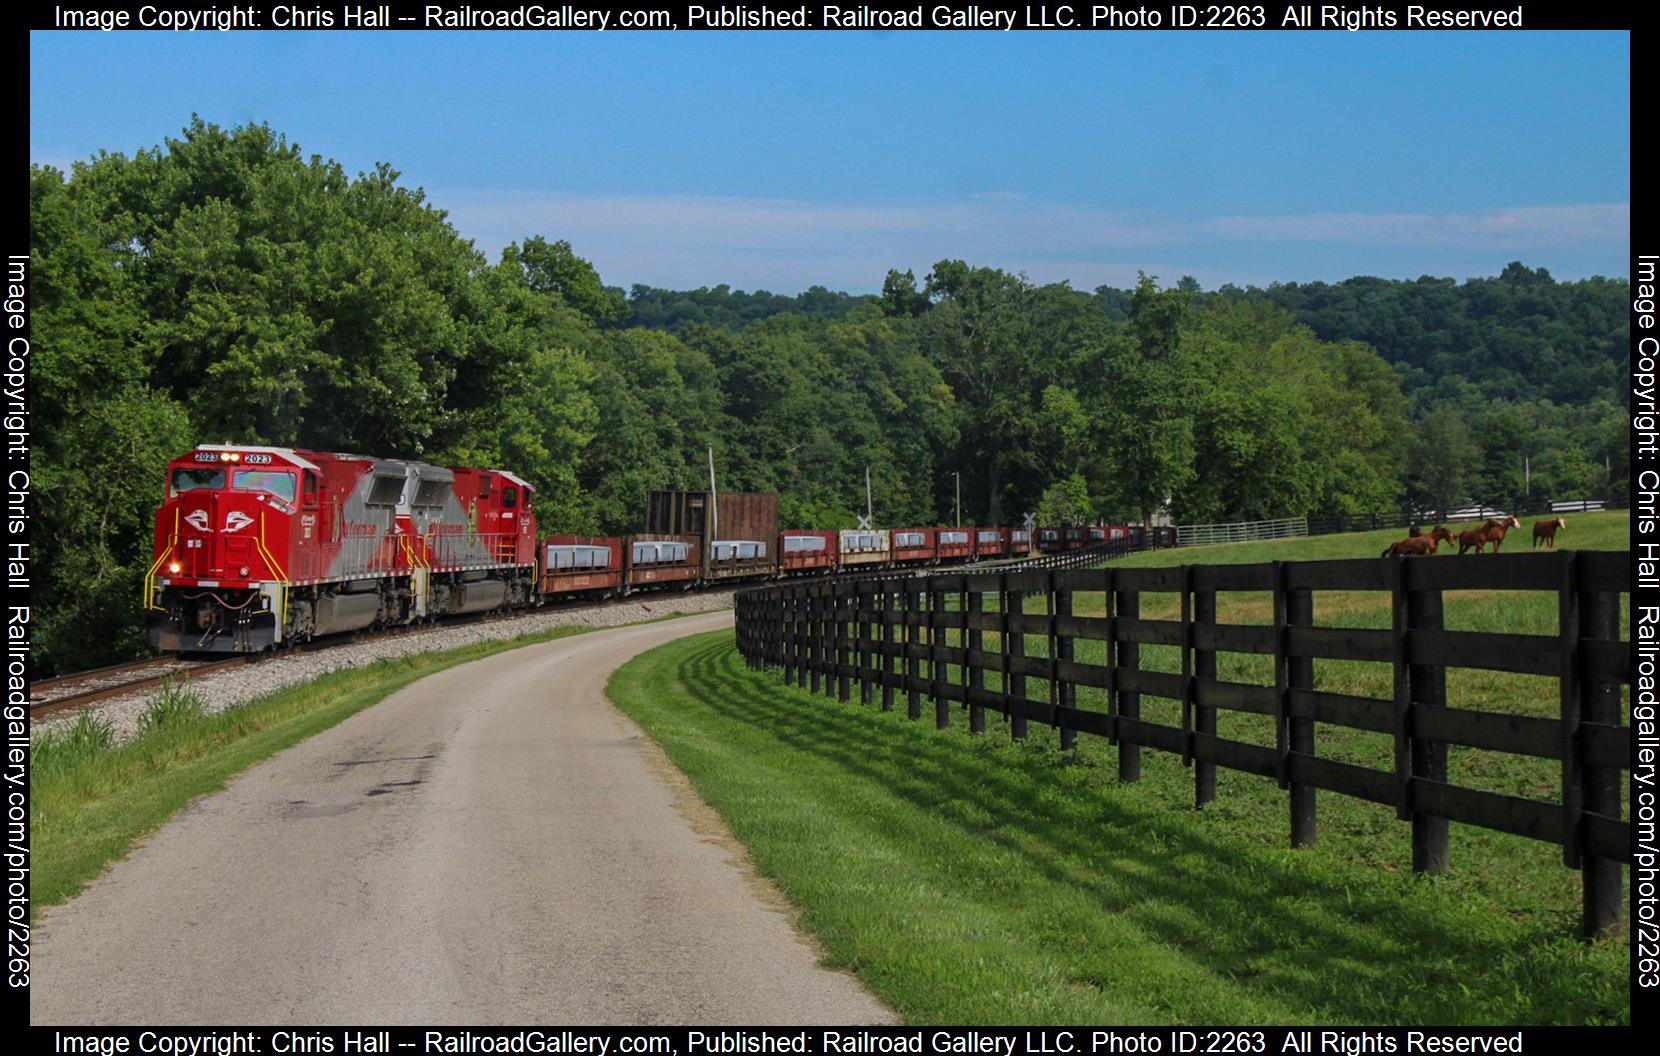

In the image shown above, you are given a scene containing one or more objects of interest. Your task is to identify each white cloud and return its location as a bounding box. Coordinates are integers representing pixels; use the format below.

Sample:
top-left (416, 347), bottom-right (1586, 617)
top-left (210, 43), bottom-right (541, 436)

top-left (431, 190), bottom-right (1629, 293)
top-left (1205, 203), bottom-right (1630, 247)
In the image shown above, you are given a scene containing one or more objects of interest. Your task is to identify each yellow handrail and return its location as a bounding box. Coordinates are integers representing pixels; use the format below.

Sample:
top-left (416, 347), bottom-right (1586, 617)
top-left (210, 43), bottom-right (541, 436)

top-left (254, 512), bottom-right (290, 629)
top-left (143, 508), bottom-right (180, 611)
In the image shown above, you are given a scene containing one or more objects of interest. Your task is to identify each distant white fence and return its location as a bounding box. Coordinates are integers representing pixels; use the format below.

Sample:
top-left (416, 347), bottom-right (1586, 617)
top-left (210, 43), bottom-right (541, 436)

top-left (1176, 517), bottom-right (1309, 548)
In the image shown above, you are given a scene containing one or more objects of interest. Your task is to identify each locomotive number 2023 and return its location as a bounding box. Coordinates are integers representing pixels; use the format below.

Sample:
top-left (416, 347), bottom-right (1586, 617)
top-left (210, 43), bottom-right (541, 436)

top-left (194, 451), bottom-right (272, 463)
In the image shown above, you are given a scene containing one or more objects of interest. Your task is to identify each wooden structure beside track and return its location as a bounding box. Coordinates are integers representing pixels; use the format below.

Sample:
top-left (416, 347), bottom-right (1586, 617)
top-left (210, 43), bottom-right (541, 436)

top-left (735, 549), bottom-right (1632, 936)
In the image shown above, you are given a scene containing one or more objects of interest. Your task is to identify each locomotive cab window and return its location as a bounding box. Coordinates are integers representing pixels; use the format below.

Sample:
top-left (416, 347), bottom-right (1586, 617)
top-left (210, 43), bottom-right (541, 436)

top-left (302, 472), bottom-right (318, 508)
top-left (232, 469), bottom-right (297, 504)
top-left (170, 467), bottom-right (224, 496)
top-left (502, 486), bottom-right (518, 509)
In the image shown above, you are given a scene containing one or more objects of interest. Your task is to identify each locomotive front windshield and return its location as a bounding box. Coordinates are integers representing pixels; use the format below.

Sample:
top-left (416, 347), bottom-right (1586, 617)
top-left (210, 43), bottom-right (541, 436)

top-left (170, 467), bottom-right (224, 495)
top-left (232, 469), bottom-right (297, 504)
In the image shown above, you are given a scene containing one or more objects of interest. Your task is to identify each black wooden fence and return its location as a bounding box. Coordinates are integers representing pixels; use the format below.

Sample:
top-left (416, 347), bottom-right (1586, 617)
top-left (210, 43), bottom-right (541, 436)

top-left (734, 550), bottom-right (1631, 936)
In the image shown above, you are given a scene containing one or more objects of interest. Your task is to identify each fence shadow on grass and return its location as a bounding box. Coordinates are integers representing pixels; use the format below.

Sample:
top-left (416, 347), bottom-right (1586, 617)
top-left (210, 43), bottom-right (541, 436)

top-left (664, 634), bottom-right (1625, 1025)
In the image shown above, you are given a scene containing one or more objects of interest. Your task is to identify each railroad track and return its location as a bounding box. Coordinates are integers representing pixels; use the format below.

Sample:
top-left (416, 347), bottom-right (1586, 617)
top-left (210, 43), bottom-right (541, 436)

top-left (29, 589), bottom-right (705, 722)
top-left (31, 656), bottom-right (254, 718)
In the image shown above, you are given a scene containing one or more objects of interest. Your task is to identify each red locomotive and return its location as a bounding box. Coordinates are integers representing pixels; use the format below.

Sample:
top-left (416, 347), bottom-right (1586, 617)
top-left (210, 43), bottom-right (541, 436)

top-left (147, 445), bottom-right (537, 653)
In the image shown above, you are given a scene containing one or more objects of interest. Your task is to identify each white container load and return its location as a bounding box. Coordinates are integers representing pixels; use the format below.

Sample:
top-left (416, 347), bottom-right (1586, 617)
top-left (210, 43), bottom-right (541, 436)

top-left (1011, 530), bottom-right (1031, 543)
top-left (893, 531), bottom-right (927, 549)
top-left (545, 544), bottom-right (612, 570)
top-left (782, 534), bottom-right (827, 553)
top-left (938, 530), bottom-right (969, 545)
top-left (632, 540), bottom-right (690, 564)
top-left (838, 530), bottom-right (889, 552)
top-left (1089, 528), bottom-right (1106, 541)
top-left (838, 529), bottom-right (890, 565)
top-left (712, 540), bottom-right (766, 561)
top-left (977, 529), bottom-right (1002, 544)
top-left (1039, 529), bottom-right (1059, 542)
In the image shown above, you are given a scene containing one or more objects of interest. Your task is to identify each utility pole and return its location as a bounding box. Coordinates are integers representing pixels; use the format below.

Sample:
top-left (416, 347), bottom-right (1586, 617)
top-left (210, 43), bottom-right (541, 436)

top-left (954, 471), bottom-right (961, 528)
top-left (866, 466), bottom-right (873, 525)
top-left (1524, 453), bottom-right (1530, 498)
top-left (708, 446), bottom-right (719, 556)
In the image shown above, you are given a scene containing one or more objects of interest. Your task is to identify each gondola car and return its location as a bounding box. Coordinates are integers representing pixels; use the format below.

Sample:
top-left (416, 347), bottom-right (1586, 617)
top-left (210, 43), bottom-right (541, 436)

top-left (974, 528), bottom-right (1005, 559)
top-left (838, 529), bottom-right (890, 569)
top-left (936, 529), bottom-right (972, 563)
top-left (890, 528), bottom-right (937, 566)
top-left (780, 530), bottom-right (837, 574)
top-left (626, 536), bottom-right (700, 589)
top-left (541, 535), bottom-right (624, 598)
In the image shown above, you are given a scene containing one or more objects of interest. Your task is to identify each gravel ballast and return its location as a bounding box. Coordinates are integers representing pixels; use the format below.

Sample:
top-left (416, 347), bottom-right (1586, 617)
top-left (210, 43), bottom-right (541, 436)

top-left (35, 591), bottom-right (736, 743)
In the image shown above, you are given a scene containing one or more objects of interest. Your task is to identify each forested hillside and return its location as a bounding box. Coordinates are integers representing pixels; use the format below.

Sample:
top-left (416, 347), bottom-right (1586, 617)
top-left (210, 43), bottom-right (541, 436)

top-left (30, 120), bottom-right (1628, 673)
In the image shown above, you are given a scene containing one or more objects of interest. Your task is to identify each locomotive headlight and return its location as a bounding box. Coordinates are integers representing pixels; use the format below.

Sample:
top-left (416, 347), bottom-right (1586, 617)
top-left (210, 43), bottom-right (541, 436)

top-left (168, 562), bottom-right (181, 573)
top-left (239, 566), bottom-right (250, 577)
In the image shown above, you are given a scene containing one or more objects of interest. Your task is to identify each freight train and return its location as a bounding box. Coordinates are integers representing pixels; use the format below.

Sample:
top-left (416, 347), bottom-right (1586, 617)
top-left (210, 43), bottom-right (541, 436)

top-left (145, 444), bottom-right (1133, 654)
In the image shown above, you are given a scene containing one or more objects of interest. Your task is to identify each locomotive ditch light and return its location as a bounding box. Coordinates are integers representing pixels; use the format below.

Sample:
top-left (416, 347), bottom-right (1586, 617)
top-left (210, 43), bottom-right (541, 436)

top-left (239, 566), bottom-right (250, 577)
top-left (168, 562), bottom-right (181, 573)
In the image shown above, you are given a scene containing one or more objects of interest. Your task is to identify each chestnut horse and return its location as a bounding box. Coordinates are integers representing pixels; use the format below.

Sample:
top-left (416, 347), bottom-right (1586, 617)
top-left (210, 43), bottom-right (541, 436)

top-left (1532, 516), bottom-right (1567, 548)
top-left (1457, 515), bottom-right (1521, 555)
top-left (1383, 526), bottom-right (1455, 557)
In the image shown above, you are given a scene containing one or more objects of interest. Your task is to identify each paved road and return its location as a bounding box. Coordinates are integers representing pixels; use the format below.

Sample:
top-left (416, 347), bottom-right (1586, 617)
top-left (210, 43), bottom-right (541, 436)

top-left (32, 612), bottom-right (895, 1025)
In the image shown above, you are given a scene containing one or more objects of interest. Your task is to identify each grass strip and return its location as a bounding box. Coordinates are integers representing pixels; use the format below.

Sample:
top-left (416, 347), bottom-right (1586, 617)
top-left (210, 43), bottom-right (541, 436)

top-left (607, 629), bottom-right (1628, 1026)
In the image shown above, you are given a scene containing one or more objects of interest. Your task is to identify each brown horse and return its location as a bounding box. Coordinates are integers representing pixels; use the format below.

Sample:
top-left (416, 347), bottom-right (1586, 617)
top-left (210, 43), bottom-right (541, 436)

top-left (1532, 516), bottom-right (1567, 548)
top-left (1457, 515), bottom-right (1521, 555)
top-left (1383, 526), bottom-right (1455, 557)
top-left (1484, 514), bottom-right (1521, 553)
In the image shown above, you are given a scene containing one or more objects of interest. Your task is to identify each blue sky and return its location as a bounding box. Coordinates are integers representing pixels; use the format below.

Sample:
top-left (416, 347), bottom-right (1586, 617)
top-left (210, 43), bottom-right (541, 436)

top-left (30, 30), bottom-right (1629, 293)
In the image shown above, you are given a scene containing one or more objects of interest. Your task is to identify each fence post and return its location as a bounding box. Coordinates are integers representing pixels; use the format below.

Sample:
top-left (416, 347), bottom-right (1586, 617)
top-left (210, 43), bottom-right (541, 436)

top-left (1577, 555), bottom-right (1624, 936)
top-left (1115, 574), bottom-right (1141, 782)
top-left (968, 586), bottom-right (986, 735)
top-left (1009, 581), bottom-right (1028, 740)
top-left (1287, 581), bottom-right (1316, 848)
top-left (1194, 579), bottom-right (1216, 808)
top-left (836, 582), bottom-right (852, 703)
top-left (1272, 561), bottom-right (1290, 804)
top-left (1056, 572), bottom-right (1075, 750)
top-left (819, 583), bottom-right (833, 699)
top-left (807, 583), bottom-right (822, 696)
top-left (1404, 561), bottom-right (1449, 875)
top-left (859, 580), bottom-right (873, 707)
top-left (1180, 566), bottom-right (1193, 770)
top-left (933, 577), bottom-right (950, 730)
top-left (881, 580), bottom-right (896, 712)
top-left (906, 580), bottom-right (923, 722)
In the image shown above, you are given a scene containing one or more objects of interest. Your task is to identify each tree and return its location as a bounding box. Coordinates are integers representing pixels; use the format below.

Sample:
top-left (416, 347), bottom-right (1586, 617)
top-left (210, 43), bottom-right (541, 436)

top-left (1407, 407), bottom-right (1480, 514)
top-left (1035, 474), bottom-right (1092, 526)
top-left (1090, 275), bottom-right (1196, 525)
top-left (507, 236), bottom-right (628, 326)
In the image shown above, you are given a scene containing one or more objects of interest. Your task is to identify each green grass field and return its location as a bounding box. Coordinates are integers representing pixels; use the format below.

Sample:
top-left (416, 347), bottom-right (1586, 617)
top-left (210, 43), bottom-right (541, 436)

top-left (607, 512), bottom-right (1631, 1025)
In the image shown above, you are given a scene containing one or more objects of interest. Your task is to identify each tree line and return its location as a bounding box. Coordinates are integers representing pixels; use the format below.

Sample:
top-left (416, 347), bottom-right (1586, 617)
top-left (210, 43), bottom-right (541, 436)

top-left (29, 120), bottom-right (1628, 673)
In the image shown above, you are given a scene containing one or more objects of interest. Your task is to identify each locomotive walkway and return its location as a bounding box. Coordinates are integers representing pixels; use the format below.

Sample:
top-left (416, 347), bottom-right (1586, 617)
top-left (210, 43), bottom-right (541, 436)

top-left (31, 611), bottom-right (895, 1025)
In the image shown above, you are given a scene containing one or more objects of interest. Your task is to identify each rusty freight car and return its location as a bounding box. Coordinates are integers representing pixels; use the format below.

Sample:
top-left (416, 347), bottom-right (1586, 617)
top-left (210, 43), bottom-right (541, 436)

top-left (646, 490), bottom-right (780, 582)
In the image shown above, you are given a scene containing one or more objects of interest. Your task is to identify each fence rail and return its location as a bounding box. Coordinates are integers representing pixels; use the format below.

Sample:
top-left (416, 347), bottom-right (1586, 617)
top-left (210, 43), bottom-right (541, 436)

top-left (1306, 495), bottom-right (1628, 536)
top-left (734, 550), bottom-right (1632, 936)
top-left (1177, 517), bottom-right (1308, 547)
